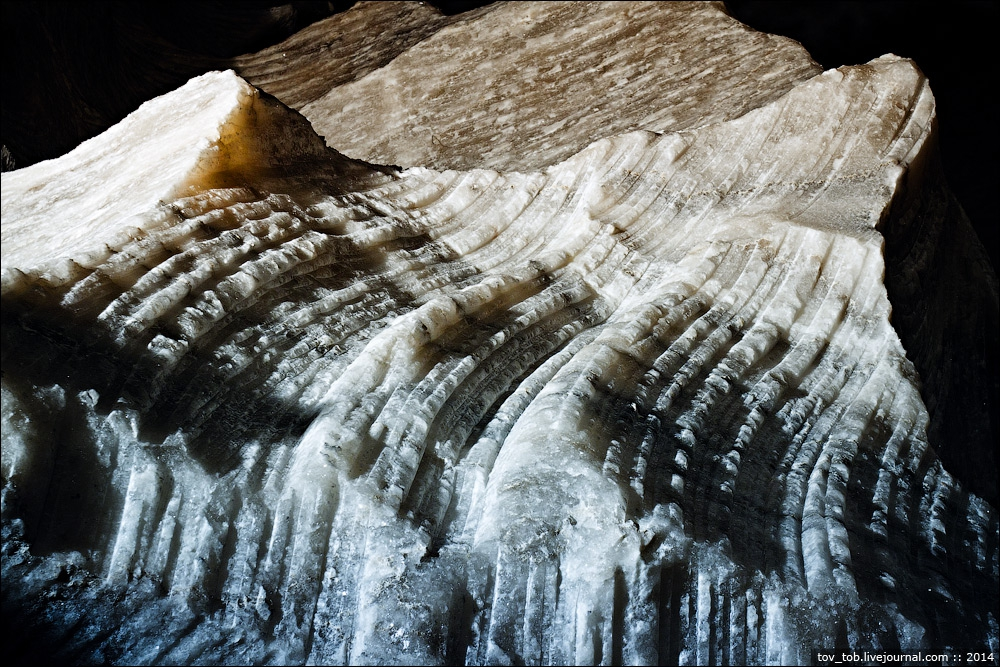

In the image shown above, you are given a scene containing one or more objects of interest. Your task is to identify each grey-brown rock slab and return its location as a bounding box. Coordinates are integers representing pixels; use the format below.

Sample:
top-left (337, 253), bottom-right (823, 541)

top-left (2, 49), bottom-right (997, 666)
top-left (296, 1), bottom-right (823, 171)
top-left (230, 1), bottom-right (501, 110)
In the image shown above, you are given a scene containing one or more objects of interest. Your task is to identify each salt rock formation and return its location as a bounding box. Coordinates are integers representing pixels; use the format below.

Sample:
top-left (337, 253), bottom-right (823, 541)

top-left (236, 0), bottom-right (998, 502)
top-left (2, 4), bottom-right (998, 667)
top-left (274, 1), bottom-right (824, 171)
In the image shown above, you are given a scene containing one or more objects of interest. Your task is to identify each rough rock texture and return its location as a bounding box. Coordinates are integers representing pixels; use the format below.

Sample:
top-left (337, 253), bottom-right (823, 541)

top-left (236, 0), bottom-right (998, 502)
top-left (2, 3), bottom-right (997, 666)
top-left (231, 1), bottom-right (502, 110)
top-left (296, 1), bottom-right (822, 171)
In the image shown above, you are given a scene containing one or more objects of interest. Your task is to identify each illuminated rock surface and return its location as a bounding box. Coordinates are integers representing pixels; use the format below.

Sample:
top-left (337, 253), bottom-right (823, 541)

top-left (2, 3), bottom-right (997, 666)
top-left (292, 1), bottom-right (822, 171)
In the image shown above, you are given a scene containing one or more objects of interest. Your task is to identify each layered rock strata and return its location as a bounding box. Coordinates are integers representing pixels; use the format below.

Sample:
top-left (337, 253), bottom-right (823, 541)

top-left (292, 1), bottom-right (823, 171)
top-left (242, 0), bottom-right (998, 504)
top-left (2, 4), bottom-right (998, 666)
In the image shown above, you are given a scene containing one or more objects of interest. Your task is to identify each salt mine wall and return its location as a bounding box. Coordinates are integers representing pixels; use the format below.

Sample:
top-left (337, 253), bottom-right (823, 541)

top-left (2, 3), bottom-right (997, 665)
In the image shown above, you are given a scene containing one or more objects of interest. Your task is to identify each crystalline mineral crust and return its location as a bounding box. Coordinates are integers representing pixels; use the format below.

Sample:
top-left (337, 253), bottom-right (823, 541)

top-left (1, 3), bottom-right (997, 666)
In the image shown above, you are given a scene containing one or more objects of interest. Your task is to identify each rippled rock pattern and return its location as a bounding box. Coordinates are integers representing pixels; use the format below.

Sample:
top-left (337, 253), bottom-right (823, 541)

top-left (239, 1), bottom-right (999, 499)
top-left (2, 6), bottom-right (997, 667)
top-left (290, 1), bottom-right (822, 172)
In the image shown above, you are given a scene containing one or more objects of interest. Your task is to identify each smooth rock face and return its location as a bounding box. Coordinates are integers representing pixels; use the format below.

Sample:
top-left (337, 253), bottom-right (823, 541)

top-left (1, 5), bottom-right (997, 667)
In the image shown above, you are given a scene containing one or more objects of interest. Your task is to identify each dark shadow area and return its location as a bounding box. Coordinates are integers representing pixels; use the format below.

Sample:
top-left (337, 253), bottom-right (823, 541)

top-left (0, 606), bottom-right (68, 667)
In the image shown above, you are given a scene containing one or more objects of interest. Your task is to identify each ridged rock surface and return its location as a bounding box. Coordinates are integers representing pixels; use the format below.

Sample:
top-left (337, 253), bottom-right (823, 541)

top-left (291, 1), bottom-right (822, 171)
top-left (234, 0), bottom-right (997, 500)
top-left (2, 4), bottom-right (997, 667)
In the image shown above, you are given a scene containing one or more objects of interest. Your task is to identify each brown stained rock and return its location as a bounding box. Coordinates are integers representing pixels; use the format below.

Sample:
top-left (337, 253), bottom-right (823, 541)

top-left (231, 1), bottom-right (499, 109)
top-left (298, 2), bottom-right (822, 171)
